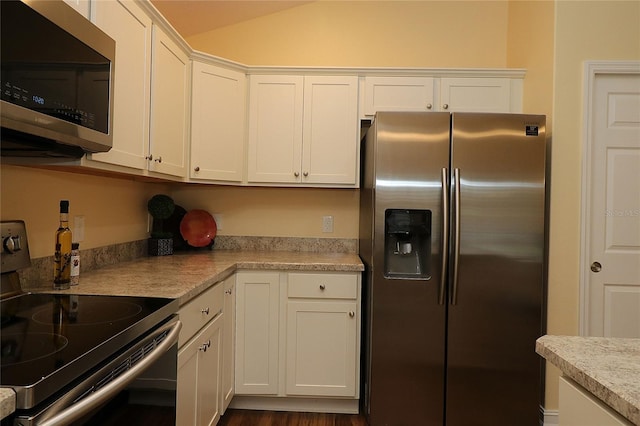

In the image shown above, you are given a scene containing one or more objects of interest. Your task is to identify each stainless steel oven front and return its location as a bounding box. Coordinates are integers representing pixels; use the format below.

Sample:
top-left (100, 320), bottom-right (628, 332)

top-left (1, 293), bottom-right (181, 426)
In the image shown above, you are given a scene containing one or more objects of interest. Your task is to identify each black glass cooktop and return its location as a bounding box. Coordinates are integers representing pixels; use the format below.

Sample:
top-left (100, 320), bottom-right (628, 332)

top-left (1, 293), bottom-right (178, 408)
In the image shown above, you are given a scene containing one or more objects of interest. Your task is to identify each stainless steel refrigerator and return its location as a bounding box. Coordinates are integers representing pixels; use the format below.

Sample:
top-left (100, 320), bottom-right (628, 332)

top-left (359, 111), bottom-right (547, 426)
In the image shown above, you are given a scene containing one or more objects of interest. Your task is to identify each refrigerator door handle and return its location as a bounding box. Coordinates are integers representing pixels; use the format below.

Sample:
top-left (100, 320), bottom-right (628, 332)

top-left (439, 168), bottom-right (449, 305)
top-left (451, 167), bottom-right (461, 305)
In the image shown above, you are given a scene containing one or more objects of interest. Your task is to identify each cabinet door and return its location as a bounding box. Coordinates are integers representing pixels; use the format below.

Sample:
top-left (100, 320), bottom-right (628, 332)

top-left (302, 76), bottom-right (359, 185)
top-left (221, 277), bottom-right (236, 413)
top-left (439, 77), bottom-right (511, 113)
top-left (247, 75), bottom-right (304, 184)
top-left (177, 313), bottom-right (223, 426)
top-left (363, 76), bottom-right (435, 116)
top-left (235, 271), bottom-right (280, 394)
top-left (559, 377), bottom-right (632, 426)
top-left (177, 329), bottom-right (200, 425)
top-left (198, 314), bottom-right (223, 426)
top-left (90, 0), bottom-right (151, 170)
top-left (191, 62), bottom-right (246, 182)
top-left (286, 301), bottom-right (358, 397)
top-left (149, 26), bottom-right (189, 178)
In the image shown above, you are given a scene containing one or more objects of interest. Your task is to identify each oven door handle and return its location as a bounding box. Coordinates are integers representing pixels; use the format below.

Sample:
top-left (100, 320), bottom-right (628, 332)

top-left (38, 318), bottom-right (182, 426)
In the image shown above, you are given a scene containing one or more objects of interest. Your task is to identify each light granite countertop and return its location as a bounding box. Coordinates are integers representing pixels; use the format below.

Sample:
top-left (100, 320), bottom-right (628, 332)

top-left (1, 249), bottom-right (363, 421)
top-left (536, 335), bottom-right (640, 425)
top-left (0, 389), bottom-right (15, 421)
top-left (25, 249), bottom-right (364, 305)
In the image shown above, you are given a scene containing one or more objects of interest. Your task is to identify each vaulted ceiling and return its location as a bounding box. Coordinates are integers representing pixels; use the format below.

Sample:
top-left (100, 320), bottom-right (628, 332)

top-left (149, 1), bottom-right (313, 37)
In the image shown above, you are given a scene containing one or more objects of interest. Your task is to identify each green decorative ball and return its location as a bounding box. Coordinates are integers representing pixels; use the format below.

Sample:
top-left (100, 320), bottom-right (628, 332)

top-left (147, 194), bottom-right (175, 220)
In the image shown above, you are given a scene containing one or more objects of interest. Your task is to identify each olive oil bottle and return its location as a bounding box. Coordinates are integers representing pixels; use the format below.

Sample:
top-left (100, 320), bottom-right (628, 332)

top-left (54, 200), bottom-right (72, 289)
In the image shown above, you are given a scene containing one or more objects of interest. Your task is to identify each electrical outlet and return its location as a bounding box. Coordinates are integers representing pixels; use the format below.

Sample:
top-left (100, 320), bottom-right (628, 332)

top-left (73, 215), bottom-right (85, 242)
top-left (322, 215), bottom-right (334, 233)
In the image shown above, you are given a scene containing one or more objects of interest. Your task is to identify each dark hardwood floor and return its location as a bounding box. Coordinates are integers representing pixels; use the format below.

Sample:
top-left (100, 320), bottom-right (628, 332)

top-left (218, 409), bottom-right (369, 426)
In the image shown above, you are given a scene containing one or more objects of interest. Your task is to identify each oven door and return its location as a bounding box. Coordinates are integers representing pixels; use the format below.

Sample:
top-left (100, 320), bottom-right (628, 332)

top-left (9, 316), bottom-right (181, 426)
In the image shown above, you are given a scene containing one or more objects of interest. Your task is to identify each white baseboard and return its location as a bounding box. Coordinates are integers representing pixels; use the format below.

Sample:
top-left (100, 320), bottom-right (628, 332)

top-left (543, 408), bottom-right (559, 425)
top-left (230, 395), bottom-right (359, 414)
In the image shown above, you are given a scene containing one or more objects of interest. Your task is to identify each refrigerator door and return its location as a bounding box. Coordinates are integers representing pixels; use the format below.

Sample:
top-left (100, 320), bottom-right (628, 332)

top-left (446, 113), bottom-right (546, 425)
top-left (364, 112), bottom-right (450, 426)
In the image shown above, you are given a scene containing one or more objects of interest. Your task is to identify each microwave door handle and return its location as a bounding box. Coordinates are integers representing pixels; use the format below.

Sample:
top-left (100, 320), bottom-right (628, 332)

top-left (38, 319), bottom-right (182, 426)
top-left (439, 168), bottom-right (449, 305)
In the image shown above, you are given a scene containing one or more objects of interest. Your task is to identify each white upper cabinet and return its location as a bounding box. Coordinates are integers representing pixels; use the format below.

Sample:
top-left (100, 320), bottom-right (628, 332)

top-left (439, 77), bottom-right (511, 113)
top-left (190, 61), bottom-right (246, 183)
top-left (247, 74), bottom-right (359, 187)
top-left (247, 75), bottom-right (304, 184)
top-left (90, 0), bottom-right (151, 171)
top-left (302, 76), bottom-right (359, 185)
top-left (362, 75), bottom-right (522, 118)
top-left (149, 25), bottom-right (190, 178)
top-left (363, 76), bottom-right (435, 115)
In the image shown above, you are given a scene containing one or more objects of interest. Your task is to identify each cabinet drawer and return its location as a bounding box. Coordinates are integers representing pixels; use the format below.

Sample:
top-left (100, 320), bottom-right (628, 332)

top-left (288, 273), bottom-right (358, 299)
top-left (178, 281), bottom-right (224, 347)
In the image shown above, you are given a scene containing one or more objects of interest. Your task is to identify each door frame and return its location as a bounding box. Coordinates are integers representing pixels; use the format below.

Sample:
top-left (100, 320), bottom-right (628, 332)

top-left (579, 60), bottom-right (640, 336)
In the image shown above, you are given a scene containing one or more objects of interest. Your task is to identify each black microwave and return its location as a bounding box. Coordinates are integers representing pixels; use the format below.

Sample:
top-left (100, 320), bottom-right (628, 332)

top-left (1, 0), bottom-right (115, 158)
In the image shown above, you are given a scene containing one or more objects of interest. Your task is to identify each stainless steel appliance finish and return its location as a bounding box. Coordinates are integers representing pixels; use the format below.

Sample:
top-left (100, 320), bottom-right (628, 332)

top-left (1, 221), bottom-right (181, 425)
top-left (359, 111), bottom-right (547, 425)
top-left (1, 0), bottom-right (115, 157)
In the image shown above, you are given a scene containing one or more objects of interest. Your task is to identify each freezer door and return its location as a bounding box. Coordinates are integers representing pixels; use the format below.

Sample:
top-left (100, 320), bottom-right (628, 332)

top-left (365, 112), bottom-right (450, 426)
top-left (446, 113), bottom-right (546, 425)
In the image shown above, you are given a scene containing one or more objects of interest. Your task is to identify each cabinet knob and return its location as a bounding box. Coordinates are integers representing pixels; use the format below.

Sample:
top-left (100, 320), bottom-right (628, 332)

top-left (145, 154), bottom-right (153, 161)
top-left (442, 104), bottom-right (449, 110)
top-left (303, 171), bottom-right (309, 177)
top-left (194, 166), bottom-right (200, 172)
top-left (154, 156), bottom-right (163, 163)
top-left (201, 307), bottom-right (210, 315)
top-left (199, 340), bottom-right (211, 352)
top-left (426, 103), bottom-right (433, 110)
top-left (225, 289), bottom-right (233, 295)
top-left (349, 311), bottom-right (355, 318)
top-left (319, 284), bottom-right (326, 290)
top-left (294, 171), bottom-right (300, 177)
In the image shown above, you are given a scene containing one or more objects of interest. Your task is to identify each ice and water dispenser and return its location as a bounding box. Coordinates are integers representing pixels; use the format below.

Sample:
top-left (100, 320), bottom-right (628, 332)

top-left (384, 209), bottom-right (431, 280)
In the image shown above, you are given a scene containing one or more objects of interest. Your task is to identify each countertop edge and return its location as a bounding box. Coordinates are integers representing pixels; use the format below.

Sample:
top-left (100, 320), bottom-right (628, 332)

top-left (0, 388), bottom-right (15, 421)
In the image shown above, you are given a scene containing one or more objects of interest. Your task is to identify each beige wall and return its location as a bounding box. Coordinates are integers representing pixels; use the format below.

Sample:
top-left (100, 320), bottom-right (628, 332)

top-left (506, 1), bottom-right (555, 125)
top-left (0, 165), bottom-right (170, 258)
top-left (2, 0), bottom-right (638, 415)
top-left (544, 0), bottom-right (640, 411)
top-left (188, 1), bottom-right (509, 67)
top-left (170, 186), bottom-right (359, 238)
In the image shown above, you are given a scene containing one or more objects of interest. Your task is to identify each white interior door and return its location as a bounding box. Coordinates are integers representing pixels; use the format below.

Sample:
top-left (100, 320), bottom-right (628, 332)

top-left (583, 65), bottom-right (640, 337)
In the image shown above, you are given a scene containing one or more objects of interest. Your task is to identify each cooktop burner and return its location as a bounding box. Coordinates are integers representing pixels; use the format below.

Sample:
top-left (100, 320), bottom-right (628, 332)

top-left (0, 292), bottom-right (178, 409)
top-left (1, 332), bottom-right (68, 366)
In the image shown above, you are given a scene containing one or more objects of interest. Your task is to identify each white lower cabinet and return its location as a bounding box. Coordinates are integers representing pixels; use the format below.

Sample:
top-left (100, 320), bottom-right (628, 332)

top-left (235, 271), bottom-right (281, 395)
top-left (559, 377), bottom-right (632, 426)
top-left (234, 270), bottom-right (361, 411)
top-left (221, 277), bottom-right (236, 413)
top-left (286, 272), bottom-right (359, 397)
top-left (176, 281), bottom-right (225, 426)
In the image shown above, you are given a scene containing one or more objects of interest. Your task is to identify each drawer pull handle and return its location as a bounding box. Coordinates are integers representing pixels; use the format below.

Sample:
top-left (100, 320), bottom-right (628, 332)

top-left (225, 289), bottom-right (233, 295)
top-left (201, 307), bottom-right (210, 315)
top-left (319, 284), bottom-right (326, 290)
top-left (199, 340), bottom-right (211, 352)
top-left (349, 311), bottom-right (355, 318)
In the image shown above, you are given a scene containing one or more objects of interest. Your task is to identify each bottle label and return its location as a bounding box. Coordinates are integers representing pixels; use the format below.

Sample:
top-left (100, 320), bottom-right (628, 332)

top-left (70, 254), bottom-right (80, 285)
